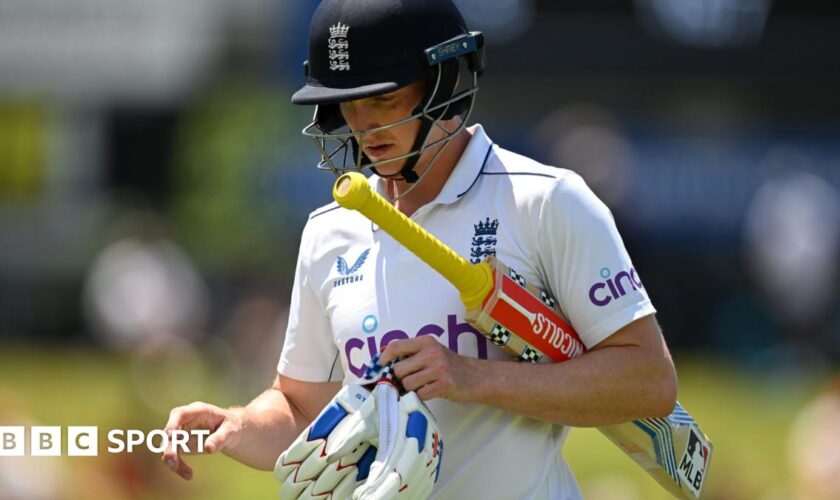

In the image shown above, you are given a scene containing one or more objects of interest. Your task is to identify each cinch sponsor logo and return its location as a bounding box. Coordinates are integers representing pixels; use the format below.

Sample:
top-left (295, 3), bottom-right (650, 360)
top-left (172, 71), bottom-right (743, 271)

top-left (344, 314), bottom-right (489, 378)
top-left (588, 266), bottom-right (644, 307)
top-left (0, 426), bottom-right (209, 457)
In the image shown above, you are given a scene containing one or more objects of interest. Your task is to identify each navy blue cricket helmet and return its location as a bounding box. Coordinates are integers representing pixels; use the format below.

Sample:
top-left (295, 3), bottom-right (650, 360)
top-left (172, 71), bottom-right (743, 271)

top-left (293, 0), bottom-right (485, 183)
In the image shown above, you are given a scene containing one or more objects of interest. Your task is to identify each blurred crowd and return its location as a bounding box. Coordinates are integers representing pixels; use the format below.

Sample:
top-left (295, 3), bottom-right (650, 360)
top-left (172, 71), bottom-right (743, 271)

top-left (0, 0), bottom-right (836, 363)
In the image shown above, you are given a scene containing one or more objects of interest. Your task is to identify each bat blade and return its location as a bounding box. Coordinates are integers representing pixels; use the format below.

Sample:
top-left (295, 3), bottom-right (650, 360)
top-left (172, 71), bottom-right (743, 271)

top-left (602, 404), bottom-right (713, 499)
top-left (471, 259), bottom-right (713, 499)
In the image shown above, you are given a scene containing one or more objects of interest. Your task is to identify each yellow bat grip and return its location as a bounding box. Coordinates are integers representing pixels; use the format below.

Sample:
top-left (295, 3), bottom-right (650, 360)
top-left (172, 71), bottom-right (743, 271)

top-left (333, 172), bottom-right (493, 310)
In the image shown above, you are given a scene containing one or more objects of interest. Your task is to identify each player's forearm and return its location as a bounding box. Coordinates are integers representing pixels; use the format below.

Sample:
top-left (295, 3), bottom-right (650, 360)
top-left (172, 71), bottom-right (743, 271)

top-left (221, 388), bottom-right (308, 471)
top-left (465, 345), bottom-right (677, 427)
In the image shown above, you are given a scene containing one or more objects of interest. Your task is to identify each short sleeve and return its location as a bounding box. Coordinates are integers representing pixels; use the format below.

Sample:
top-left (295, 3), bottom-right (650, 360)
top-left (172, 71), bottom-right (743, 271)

top-left (277, 221), bottom-right (341, 382)
top-left (537, 173), bottom-right (656, 348)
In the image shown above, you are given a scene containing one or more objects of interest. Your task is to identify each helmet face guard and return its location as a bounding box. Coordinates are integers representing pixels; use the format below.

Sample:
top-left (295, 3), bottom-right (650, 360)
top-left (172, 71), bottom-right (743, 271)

top-left (299, 31), bottom-right (485, 183)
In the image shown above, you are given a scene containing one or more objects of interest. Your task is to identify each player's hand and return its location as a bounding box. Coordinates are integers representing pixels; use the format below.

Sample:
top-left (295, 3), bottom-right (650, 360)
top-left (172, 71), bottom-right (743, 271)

top-left (162, 402), bottom-right (244, 480)
top-left (380, 335), bottom-right (477, 403)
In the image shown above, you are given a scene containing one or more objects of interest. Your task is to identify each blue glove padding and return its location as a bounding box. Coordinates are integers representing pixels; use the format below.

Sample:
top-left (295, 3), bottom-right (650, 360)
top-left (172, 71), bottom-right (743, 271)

top-left (275, 384), bottom-right (378, 499)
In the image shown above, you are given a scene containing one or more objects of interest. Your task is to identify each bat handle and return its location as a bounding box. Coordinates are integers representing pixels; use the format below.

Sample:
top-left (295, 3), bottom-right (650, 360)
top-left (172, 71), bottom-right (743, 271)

top-left (333, 172), bottom-right (493, 310)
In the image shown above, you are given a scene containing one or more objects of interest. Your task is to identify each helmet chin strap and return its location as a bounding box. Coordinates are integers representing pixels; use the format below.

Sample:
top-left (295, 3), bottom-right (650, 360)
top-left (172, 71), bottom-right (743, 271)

top-left (389, 122), bottom-right (425, 184)
top-left (391, 130), bottom-right (455, 201)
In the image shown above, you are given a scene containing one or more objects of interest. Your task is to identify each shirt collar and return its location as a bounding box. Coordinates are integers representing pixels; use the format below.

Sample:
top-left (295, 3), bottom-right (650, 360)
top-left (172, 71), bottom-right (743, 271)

top-left (370, 123), bottom-right (494, 205)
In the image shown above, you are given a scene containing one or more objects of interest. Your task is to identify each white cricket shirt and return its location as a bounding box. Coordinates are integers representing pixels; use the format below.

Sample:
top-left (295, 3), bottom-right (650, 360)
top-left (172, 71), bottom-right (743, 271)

top-left (278, 124), bottom-right (656, 499)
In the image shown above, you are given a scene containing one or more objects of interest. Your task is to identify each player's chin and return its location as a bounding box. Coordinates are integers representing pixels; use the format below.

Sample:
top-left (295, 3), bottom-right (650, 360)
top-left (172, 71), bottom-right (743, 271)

top-left (371, 157), bottom-right (409, 178)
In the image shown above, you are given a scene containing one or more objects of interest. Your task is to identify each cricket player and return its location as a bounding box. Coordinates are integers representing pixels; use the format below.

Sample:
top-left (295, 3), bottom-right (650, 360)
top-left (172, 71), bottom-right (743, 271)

top-left (162, 0), bottom-right (678, 498)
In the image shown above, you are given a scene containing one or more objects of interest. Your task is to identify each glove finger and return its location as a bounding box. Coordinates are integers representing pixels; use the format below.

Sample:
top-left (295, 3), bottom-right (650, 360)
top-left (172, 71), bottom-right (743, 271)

top-left (394, 441), bottom-right (435, 500)
top-left (297, 396), bottom-right (381, 482)
top-left (338, 439), bottom-right (371, 465)
top-left (311, 442), bottom-right (370, 493)
top-left (275, 438), bottom-right (321, 481)
top-left (279, 446), bottom-right (330, 500)
top-left (297, 482), bottom-right (317, 500)
top-left (359, 435), bottom-right (406, 498)
top-left (402, 393), bottom-right (442, 500)
top-left (333, 469), bottom-right (361, 500)
top-left (275, 461), bottom-right (297, 484)
top-left (310, 462), bottom-right (354, 496)
top-left (394, 400), bottom-right (434, 493)
top-left (278, 431), bottom-right (374, 499)
top-left (353, 470), bottom-right (401, 500)
top-left (372, 471), bottom-right (403, 500)
top-left (295, 443), bottom-right (330, 483)
top-left (324, 396), bottom-right (379, 461)
top-left (394, 451), bottom-right (425, 498)
top-left (323, 418), bottom-right (375, 462)
top-left (279, 476), bottom-right (312, 500)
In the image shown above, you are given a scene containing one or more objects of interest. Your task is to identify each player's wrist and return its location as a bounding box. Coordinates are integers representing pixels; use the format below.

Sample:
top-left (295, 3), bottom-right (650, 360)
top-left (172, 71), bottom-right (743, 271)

top-left (466, 358), bottom-right (521, 406)
top-left (456, 356), bottom-right (493, 404)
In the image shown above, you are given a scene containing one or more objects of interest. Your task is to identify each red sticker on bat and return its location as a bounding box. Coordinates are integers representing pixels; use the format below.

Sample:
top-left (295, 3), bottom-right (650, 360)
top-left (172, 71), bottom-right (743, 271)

top-left (489, 275), bottom-right (587, 362)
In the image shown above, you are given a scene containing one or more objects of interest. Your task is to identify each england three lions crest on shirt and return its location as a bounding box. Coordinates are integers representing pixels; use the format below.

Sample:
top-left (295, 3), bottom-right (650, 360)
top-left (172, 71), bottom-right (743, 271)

top-left (470, 217), bottom-right (498, 264)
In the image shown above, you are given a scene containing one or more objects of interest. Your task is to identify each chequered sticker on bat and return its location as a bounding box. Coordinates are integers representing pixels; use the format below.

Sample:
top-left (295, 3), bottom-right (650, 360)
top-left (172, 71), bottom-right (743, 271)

top-left (539, 290), bottom-right (556, 309)
top-left (488, 323), bottom-right (512, 346)
top-left (518, 346), bottom-right (541, 363)
top-left (508, 268), bottom-right (526, 286)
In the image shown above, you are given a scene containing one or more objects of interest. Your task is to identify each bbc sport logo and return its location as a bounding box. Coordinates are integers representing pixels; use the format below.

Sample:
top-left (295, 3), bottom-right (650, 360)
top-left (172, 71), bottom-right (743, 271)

top-left (0, 426), bottom-right (210, 457)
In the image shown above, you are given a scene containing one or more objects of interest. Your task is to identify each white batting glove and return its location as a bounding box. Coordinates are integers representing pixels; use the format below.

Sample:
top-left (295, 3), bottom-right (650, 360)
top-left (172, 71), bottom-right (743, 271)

top-left (352, 384), bottom-right (444, 500)
top-left (275, 384), bottom-right (379, 499)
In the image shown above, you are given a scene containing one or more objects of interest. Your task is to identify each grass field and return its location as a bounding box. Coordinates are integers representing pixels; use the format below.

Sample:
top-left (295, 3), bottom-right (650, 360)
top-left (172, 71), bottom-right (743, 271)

top-left (0, 347), bottom-right (827, 499)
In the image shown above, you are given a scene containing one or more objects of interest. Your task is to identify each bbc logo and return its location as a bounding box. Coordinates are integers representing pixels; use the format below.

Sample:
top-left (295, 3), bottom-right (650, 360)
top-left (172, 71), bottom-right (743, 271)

top-left (0, 426), bottom-right (98, 457)
top-left (1, 426), bottom-right (208, 456)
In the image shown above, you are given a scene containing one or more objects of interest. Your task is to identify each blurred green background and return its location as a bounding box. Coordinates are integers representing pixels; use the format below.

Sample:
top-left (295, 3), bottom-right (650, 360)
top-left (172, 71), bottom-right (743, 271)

top-left (2, 1), bottom-right (839, 499)
top-left (0, 348), bottom-right (831, 499)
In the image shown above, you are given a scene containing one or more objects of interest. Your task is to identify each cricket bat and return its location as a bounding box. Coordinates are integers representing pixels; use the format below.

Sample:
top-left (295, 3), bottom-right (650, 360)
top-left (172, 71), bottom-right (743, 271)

top-left (333, 172), bottom-right (713, 499)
